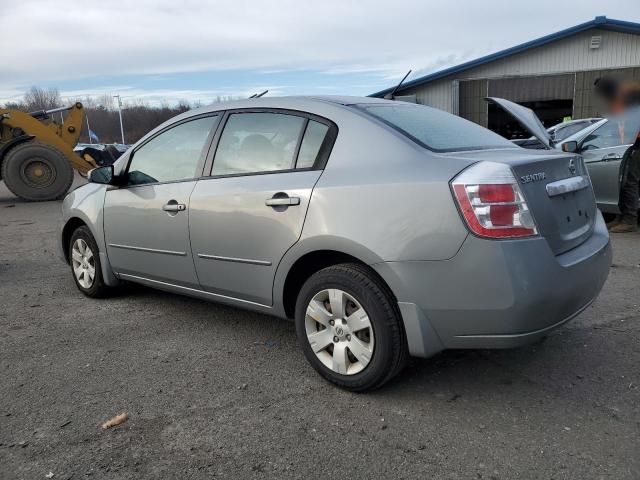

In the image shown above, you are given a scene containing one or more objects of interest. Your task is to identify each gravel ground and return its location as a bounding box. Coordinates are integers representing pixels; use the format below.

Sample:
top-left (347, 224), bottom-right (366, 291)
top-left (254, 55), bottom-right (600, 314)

top-left (1, 178), bottom-right (638, 480)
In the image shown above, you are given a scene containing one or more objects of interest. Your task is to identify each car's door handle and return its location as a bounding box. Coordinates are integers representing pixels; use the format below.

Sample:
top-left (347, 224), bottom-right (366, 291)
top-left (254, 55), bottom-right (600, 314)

top-left (162, 202), bottom-right (186, 212)
top-left (265, 195), bottom-right (300, 207)
top-left (602, 153), bottom-right (620, 161)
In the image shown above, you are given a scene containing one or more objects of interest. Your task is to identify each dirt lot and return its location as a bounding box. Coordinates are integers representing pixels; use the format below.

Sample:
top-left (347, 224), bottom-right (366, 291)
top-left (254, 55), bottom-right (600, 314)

top-left (1, 178), bottom-right (639, 479)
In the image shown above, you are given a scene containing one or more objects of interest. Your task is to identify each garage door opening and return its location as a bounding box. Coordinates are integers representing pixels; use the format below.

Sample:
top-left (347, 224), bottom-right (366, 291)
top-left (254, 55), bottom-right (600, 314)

top-left (488, 100), bottom-right (573, 140)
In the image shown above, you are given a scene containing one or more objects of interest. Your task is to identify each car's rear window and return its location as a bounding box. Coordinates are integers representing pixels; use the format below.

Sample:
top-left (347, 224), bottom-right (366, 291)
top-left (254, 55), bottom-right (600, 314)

top-left (355, 104), bottom-right (516, 152)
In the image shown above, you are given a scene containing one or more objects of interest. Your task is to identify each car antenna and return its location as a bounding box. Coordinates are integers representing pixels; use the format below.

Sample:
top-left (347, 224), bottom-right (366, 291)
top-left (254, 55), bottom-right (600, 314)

top-left (248, 90), bottom-right (269, 99)
top-left (384, 70), bottom-right (412, 100)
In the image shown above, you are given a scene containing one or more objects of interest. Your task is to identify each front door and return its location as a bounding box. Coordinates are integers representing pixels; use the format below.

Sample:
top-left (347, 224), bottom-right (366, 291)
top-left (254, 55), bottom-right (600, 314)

top-left (104, 114), bottom-right (220, 287)
top-left (580, 120), bottom-right (631, 211)
top-left (189, 111), bottom-right (335, 305)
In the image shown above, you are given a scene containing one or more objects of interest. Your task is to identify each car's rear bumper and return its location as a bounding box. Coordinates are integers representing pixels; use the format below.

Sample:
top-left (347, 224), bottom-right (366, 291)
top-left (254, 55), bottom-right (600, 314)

top-left (373, 211), bottom-right (611, 358)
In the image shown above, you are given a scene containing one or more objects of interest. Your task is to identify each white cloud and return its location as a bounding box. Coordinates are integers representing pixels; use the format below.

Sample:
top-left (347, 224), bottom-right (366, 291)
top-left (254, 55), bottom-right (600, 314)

top-left (1, 0), bottom-right (639, 103)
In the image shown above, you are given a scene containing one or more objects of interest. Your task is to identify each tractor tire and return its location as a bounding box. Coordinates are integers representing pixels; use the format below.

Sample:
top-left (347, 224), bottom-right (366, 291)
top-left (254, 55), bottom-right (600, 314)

top-left (1, 141), bottom-right (74, 201)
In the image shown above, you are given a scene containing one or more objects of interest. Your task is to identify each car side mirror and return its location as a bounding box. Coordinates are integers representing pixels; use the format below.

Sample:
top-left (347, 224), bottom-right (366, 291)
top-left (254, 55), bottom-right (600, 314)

top-left (88, 165), bottom-right (114, 184)
top-left (562, 141), bottom-right (578, 153)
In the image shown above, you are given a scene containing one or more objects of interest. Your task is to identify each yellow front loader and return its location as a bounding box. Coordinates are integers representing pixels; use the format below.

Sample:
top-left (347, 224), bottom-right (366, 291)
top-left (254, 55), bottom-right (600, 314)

top-left (0, 102), bottom-right (96, 201)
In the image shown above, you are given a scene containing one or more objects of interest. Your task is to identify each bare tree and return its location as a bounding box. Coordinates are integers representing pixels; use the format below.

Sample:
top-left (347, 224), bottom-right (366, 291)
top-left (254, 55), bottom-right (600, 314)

top-left (23, 86), bottom-right (61, 111)
top-left (2, 86), bottom-right (241, 144)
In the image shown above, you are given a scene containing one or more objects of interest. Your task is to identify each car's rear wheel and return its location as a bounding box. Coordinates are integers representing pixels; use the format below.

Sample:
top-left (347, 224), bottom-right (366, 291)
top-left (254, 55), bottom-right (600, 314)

top-left (295, 263), bottom-right (407, 392)
top-left (69, 226), bottom-right (112, 298)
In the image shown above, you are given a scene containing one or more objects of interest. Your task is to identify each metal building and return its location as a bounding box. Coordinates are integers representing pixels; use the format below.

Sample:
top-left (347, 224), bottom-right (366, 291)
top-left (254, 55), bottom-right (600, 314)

top-left (371, 16), bottom-right (640, 137)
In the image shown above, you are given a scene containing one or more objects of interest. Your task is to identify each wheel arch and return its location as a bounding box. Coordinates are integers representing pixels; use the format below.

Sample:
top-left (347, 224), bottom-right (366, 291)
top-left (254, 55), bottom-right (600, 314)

top-left (275, 237), bottom-right (391, 319)
top-left (60, 212), bottom-right (120, 287)
top-left (61, 217), bottom-right (89, 264)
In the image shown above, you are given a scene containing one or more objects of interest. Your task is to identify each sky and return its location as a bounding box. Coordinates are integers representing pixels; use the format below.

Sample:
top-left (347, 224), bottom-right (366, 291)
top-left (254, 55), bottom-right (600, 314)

top-left (1, 0), bottom-right (639, 107)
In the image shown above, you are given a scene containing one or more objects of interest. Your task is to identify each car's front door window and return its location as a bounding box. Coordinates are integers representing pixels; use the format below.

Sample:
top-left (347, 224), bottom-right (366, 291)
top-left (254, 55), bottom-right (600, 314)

top-left (581, 117), bottom-right (640, 151)
top-left (127, 116), bottom-right (219, 185)
top-left (581, 121), bottom-right (622, 151)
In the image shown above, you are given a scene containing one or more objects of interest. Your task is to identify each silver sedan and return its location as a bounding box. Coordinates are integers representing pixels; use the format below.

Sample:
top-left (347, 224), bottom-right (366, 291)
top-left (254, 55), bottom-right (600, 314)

top-left (59, 96), bottom-right (611, 391)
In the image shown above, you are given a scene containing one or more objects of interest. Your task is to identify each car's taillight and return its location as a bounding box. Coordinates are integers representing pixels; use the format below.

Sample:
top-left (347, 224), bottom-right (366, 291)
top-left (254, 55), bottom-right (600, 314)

top-left (451, 162), bottom-right (538, 239)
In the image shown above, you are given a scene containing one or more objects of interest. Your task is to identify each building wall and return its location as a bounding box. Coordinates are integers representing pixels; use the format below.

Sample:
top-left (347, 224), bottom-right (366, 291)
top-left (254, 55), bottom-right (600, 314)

top-left (486, 74), bottom-right (575, 102)
top-left (574, 66), bottom-right (640, 118)
top-left (456, 28), bottom-right (640, 80)
top-left (458, 79), bottom-right (488, 126)
top-left (400, 28), bottom-right (640, 117)
top-left (402, 79), bottom-right (453, 112)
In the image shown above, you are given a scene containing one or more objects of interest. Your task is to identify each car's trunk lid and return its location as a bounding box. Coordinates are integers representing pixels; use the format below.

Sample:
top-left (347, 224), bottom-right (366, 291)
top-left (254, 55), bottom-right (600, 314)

top-left (443, 148), bottom-right (597, 255)
top-left (511, 154), bottom-right (596, 254)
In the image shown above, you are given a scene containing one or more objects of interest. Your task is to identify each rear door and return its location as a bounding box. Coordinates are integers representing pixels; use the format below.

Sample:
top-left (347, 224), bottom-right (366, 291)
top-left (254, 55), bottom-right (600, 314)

top-left (189, 110), bottom-right (337, 305)
top-left (103, 114), bottom-right (220, 287)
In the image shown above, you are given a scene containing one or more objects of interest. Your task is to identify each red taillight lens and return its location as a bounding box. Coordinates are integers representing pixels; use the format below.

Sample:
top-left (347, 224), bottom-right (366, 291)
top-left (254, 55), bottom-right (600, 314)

top-left (451, 162), bottom-right (538, 239)
top-left (489, 204), bottom-right (518, 226)
top-left (478, 184), bottom-right (515, 203)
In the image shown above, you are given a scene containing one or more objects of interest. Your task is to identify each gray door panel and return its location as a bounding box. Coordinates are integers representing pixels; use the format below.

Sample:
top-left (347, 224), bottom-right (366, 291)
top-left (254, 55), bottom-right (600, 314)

top-left (104, 182), bottom-right (200, 287)
top-left (189, 170), bottom-right (321, 305)
top-left (583, 145), bottom-right (627, 212)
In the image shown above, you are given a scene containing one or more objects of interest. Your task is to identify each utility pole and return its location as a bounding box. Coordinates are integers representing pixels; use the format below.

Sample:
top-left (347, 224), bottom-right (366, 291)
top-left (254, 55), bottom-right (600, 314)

top-left (86, 115), bottom-right (93, 144)
top-left (113, 94), bottom-right (125, 145)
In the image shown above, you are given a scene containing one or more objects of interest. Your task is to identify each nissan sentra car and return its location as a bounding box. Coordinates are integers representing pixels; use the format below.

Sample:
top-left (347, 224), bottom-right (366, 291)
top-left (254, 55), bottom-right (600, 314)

top-left (59, 96), bottom-right (611, 391)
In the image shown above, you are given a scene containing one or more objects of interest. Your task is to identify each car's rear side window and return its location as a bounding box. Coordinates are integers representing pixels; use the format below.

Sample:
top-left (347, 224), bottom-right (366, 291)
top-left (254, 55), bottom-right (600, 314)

top-left (355, 104), bottom-right (516, 152)
top-left (213, 113), bottom-right (305, 175)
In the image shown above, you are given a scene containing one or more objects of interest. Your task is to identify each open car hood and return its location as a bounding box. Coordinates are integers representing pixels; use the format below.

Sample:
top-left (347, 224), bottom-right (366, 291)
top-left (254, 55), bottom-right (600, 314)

top-left (486, 97), bottom-right (552, 150)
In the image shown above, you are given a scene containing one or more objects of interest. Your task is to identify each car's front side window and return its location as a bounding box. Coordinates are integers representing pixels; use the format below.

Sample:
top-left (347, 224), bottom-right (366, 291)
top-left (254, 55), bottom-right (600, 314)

top-left (212, 113), bottom-right (306, 175)
top-left (127, 115), bottom-right (219, 186)
top-left (581, 121), bottom-right (623, 151)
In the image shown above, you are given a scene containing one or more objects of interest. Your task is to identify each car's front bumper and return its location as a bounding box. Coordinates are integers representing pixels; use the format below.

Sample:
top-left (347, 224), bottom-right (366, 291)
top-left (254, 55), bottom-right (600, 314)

top-left (374, 211), bottom-right (612, 358)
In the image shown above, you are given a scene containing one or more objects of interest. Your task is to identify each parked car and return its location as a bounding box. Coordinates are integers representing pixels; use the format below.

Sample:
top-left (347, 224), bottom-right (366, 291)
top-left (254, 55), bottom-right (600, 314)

top-left (511, 118), bottom-right (602, 149)
top-left (59, 96), bottom-right (611, 391)
top-left (489, 97), bottom-right (640, 215)
top-left (559, 118), bottom-right (640, 214)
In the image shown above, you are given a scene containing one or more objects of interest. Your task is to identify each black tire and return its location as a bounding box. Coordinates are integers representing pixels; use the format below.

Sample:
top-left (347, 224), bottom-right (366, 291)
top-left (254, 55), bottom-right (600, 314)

top-left (69, 226), bottom-right (112, 298)
top-left (295, 263), bottom-right (408, 392)
top-left (2, 141), bottom-right (74, 201)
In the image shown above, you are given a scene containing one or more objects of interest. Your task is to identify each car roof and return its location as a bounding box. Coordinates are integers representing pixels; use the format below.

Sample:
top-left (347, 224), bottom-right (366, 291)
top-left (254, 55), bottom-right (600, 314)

top-left (303, 95), bottom-right (394, 106)
top-left (185, 95), bottom-right (396, 115)
top-left (547, 118), bottom-right (602, 135)
top-left (552, 118), bottom-right (602, 129)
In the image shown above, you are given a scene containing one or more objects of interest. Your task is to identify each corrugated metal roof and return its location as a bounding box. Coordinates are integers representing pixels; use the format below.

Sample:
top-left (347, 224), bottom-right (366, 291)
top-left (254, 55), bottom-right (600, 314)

top-left (370, 16), bottom-right (640, 98)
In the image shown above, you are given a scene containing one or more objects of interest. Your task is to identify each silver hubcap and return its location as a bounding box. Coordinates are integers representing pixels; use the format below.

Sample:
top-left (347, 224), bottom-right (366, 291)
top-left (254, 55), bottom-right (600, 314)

top-left (71, 239), bottom-right (95, 289)
top-left (305, 288), bottom-right (374, 375)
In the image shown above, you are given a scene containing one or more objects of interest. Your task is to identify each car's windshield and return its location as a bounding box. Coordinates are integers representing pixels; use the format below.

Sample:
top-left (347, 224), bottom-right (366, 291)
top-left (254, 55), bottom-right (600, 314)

top-left (551, 121), bottom-right (592, 142)
top-left (355, 103), bottom-right (516, 152)
top-left (560, 119), bottom-right (607, 145)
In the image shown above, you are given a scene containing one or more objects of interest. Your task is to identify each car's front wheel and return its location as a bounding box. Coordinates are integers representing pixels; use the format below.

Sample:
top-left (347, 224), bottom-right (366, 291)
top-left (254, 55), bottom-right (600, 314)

top-left (69, 226), bottom-right (112, 298)
top-left (295, 263), bottom-right (408, 392)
